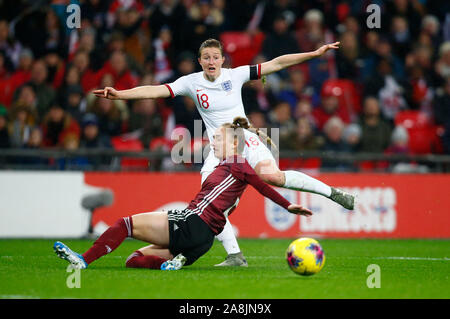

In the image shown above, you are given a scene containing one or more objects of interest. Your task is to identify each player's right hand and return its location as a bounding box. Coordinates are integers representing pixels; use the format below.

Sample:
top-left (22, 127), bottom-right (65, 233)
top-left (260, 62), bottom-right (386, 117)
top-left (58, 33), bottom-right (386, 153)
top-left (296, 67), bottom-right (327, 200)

top-left (93, 87), bottom-right (120, 100)
top-left (288, 204), bottom-right (313, 217)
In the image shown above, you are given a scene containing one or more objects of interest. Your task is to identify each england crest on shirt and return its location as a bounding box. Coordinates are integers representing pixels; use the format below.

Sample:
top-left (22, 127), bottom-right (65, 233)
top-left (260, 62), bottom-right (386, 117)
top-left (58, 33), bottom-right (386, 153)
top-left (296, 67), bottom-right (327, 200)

top-left (221, 80), bottom-right (232, 92)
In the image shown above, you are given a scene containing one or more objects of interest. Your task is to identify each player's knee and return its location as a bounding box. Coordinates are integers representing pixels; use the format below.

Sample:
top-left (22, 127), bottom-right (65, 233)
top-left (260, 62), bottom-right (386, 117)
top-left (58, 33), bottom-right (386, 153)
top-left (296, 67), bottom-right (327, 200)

top-left (263, 172), bottom-right (285, 187)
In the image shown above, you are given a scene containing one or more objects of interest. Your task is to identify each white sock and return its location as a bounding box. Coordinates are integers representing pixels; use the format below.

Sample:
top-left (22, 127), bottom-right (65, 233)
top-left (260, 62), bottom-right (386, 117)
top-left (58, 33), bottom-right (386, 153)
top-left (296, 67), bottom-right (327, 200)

top-left (215, 218), bottom-right (241, 255)
top-left (283, 170), bottom-right (332, 197)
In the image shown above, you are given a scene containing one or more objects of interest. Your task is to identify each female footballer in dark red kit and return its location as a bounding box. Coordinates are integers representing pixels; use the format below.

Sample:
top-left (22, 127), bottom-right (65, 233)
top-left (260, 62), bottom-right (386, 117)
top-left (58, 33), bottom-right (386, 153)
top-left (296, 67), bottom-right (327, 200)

top-left (53, 117), bottom-right (312, 270)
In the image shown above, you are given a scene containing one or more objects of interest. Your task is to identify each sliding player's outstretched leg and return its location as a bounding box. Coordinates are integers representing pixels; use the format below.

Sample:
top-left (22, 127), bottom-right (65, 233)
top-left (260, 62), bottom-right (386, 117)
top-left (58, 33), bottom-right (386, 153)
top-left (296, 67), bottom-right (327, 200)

top-left (214, 218), bottom-right (248, 267)
top-left (54, 216), bottom-right (134, 268)
top-left (53, 241), bottom-right (88, 269)
top-left (255, 160), bottom-right (355, 210)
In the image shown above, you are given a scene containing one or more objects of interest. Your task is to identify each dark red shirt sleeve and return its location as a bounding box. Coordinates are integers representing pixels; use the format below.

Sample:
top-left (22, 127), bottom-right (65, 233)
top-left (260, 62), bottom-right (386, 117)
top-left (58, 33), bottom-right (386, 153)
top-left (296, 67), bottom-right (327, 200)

top-left (237, 161), bottom-right (291, 210)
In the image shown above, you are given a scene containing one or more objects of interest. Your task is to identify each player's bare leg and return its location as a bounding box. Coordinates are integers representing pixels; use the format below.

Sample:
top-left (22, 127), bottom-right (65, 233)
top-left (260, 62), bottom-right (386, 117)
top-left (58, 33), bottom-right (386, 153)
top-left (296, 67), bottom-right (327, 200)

top-left (131, 212), bottom-right (170, 246)
top-left (126, 212), bottom-right (187, 270)
top-left (125, 244), bottom-right (178, 270)
top-left (254, 159), bottom-right (355, 210)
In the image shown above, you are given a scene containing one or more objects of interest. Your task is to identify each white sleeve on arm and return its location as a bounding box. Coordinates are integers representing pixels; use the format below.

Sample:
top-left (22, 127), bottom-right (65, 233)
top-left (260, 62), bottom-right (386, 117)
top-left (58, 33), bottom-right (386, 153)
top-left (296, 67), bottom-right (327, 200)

top-left (232, 65), bottom-right (262, 85)
top-left (164, 74), bottom-right (191, 98)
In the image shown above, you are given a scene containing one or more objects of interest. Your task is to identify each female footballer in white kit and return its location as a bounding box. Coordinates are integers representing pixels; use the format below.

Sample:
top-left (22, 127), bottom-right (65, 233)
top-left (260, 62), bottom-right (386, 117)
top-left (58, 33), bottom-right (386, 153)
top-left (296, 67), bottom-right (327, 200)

top-left (93, 38), bottom-right (355, 267)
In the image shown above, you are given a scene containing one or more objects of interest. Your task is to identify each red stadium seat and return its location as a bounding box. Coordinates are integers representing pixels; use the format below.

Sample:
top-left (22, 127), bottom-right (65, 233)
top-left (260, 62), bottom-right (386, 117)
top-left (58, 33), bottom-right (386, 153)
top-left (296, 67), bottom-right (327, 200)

top-left (321, 79), bottom-right (362, 122)
top-left (394, 111), bottom-right (442, 154)
top-left (220, 31), bottom-right (265, 67)
top-left (278, 157), bottom-right (321, 170)
top-left (111, 136), bottom-right (148, 170)
top-left (394, 110), bottom-right (432, 129)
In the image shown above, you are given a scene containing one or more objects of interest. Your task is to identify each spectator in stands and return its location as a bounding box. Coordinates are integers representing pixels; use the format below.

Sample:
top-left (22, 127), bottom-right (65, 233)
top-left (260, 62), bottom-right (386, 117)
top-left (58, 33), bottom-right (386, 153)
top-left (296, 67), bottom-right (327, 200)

top-left (321, 117), bottom-right (348, 152)
top-left (361, 36), bottom-right (405, 81)
top-left (45, 50), bottom-right (67, 90)
top-left (385, 0), bottom-right (422, 38)
top-left (149, 0), bottom-right (187, 53)
top-left (81, 0), bottom-right (109, 31)
top-left (261, 14), bottom-right (299, 63)
top-left (151, 27), bottom-right (175, 83)
top-left (169, 51), bottom-right (196, 81)
top-left (18, 59), bottom-right (56, 119)
top-left (103, 50), bottom-right (138, 90)
top-left (41, 104), bottom-right (80, 148)
top-left (24, 126), bottom-right (43, 150)
top-left (88, 97), bottom-right (124, 137)
top-left (0, 48), bottom-right (33, 107)
top-left (8, 86), bottom-right (39, 147)
top-left (188, 0), bottom-right (224, 30)
top-left (11, 84), bottom-right (38, 115)
top-left (0, 19), bottom-right (23, 68)
top-left (242, 79), bottom-right (277, 115)
top-left (385, 125), bottom-right (410, 154)
top-left (364, 58), bottom-right (411, 123)
top-left (405, 45), bottom-right (434, 82)
top-left (62, 84), bottom-right (86, 124)
top-left (435, 42), bottom-right (450, 85)
top-left (72, 49), bottom-right (100, 93)
top-left (390, 16), bottom-right (411, 60)
top-left (294, 99), bottom-right (316, 126)
top-left (58, 133), bottom-right (91, 170)
top-left (80, 113), bottom-right (111, 149)
top-left (295, 9), bottom-right (326, 53)
top-left (320, 116), bottom-right (351, 170)
top-left (312, 84), bottom-right (349, 130)
top-left (17, 126), bottom-right (48, 166)
top-left (180, 0), bottom-right (221, 54)
top-left (420, 15), bottom-right (442, 49)
top-left (44, 8), bottom-right (67, 55)
top-left (128, 99), bottom-right (164, 147)
top-left (0, 105), bottom-right (10, 148)
top-left (342, 123), bottom-right (361, 153)
top-left (113, 8), bottom-right (148, 71)
top-left (277, 69), bottom-right (317, 110)
top-left (267, 101), bottom-right (296, 145)
top-left (406, 64), bottom-right (434, 115)
top-left (282, 117), bottom-right (324, 152)
top-left (357, 96), bottom-right (392, 153)
top-left (172, 96), bottom-right (201, 137)
top-left (335, 30), bottom-right (361, 80)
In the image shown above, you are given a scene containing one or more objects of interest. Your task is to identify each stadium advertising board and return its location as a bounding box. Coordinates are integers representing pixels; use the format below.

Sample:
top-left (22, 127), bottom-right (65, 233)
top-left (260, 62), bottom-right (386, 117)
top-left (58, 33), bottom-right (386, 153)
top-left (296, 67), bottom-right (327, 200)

top-left (1, 172), bottom-right (448, 238)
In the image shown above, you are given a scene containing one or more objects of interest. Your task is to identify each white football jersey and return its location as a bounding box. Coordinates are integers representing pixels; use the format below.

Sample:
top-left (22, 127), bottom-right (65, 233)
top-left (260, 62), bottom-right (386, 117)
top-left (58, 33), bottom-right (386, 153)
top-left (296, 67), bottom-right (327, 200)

top-left (165, 65), bottom-right (261, 142)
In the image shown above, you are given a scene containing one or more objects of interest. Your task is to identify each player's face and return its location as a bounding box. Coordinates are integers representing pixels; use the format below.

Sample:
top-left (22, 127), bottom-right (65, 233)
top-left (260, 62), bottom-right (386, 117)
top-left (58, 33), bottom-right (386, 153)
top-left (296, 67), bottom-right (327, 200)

top-left (198, 47), bottom-right (224, 81)
top-left (212, 127), bottom-right (236, 159)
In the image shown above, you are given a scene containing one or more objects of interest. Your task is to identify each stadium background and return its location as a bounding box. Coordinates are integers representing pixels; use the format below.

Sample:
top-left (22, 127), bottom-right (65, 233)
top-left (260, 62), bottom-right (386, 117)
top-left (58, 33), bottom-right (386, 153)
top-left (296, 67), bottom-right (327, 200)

top-left (1, 0), bottom-right (449, 238)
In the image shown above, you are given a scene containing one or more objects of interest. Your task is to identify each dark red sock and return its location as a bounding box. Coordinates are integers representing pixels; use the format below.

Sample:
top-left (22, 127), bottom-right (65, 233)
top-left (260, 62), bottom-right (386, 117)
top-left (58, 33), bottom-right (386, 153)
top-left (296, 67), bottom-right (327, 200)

top-left (82, 216), bottom-right (133, 265)
top-left (125, 250), bottom-right (167, 269)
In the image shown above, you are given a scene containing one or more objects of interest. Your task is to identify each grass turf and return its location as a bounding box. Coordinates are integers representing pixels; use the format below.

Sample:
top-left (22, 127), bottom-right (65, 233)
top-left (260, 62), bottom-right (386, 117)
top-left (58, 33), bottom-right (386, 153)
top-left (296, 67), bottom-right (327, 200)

top-left (0, 238), bottom-right (449, 299)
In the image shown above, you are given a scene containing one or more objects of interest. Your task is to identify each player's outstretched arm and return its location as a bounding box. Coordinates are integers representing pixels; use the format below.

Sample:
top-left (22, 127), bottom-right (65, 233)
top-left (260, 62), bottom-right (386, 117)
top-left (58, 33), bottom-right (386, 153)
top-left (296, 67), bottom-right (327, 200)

top-left (242, 165), bottom-right (312, 217)
top-left (260, 42), bottom-right (340, 76)
top-left (92, 85), bottom-right (171, 100)
top-left (287, 204), bottom-right (313, 216)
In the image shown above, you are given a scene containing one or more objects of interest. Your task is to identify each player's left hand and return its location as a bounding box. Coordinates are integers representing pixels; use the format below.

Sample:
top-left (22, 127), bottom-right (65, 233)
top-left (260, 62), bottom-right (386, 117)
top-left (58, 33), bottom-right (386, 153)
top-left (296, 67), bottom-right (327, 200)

top-left (315, 41), bottom-right (340, 57)
top-left (288, 204), bottom-right (313, 216)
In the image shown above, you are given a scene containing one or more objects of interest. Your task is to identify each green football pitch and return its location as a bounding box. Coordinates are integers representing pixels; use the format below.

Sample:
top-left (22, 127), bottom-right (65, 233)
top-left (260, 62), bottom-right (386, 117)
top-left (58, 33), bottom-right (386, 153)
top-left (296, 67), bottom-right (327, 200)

top-left (0, 239), bottom-right (449, 299)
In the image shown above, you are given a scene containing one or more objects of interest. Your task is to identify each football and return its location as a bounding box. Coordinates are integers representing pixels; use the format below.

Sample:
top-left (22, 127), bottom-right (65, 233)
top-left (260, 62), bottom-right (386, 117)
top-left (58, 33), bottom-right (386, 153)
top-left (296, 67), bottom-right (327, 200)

top-left (286, 237), bottom-right (325, 276)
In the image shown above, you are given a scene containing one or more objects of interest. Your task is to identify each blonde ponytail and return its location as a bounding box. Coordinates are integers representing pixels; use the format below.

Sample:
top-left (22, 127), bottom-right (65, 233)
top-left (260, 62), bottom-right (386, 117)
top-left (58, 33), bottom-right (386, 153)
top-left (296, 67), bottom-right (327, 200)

top-left (231, 117), bottom-right (278, 151)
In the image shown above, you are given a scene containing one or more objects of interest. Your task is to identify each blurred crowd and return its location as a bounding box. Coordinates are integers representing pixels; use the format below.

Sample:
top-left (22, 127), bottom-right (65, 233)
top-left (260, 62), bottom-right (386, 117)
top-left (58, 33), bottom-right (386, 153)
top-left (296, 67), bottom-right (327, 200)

top-left (0, 0), bottom-right (450, 170)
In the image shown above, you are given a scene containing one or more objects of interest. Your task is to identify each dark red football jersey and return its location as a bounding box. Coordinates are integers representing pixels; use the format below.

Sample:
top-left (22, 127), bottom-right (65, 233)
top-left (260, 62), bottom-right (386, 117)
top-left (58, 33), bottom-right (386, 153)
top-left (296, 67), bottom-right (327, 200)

top-left (186, 155), bottom-right (291, 234)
